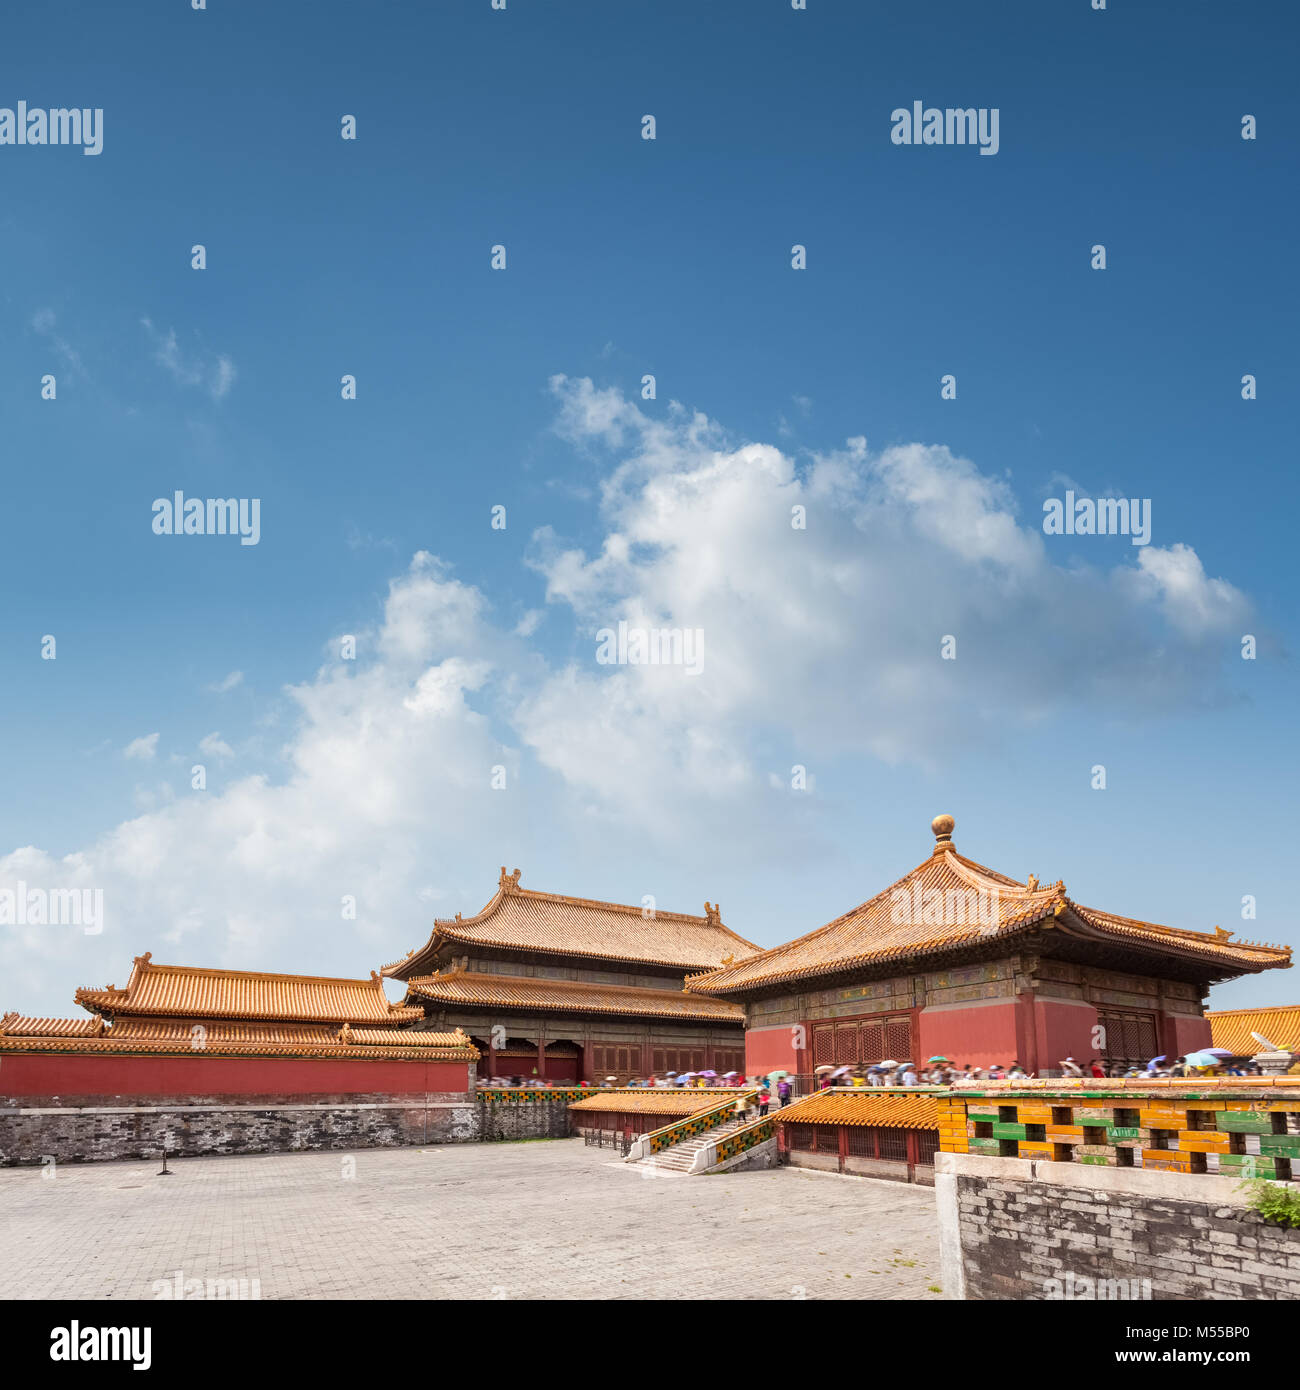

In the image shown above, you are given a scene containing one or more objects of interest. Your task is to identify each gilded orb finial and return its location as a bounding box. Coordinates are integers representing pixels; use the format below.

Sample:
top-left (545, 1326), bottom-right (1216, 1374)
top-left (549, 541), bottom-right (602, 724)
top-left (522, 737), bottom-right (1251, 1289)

top-left (931, 813), bottom-right (955, 851)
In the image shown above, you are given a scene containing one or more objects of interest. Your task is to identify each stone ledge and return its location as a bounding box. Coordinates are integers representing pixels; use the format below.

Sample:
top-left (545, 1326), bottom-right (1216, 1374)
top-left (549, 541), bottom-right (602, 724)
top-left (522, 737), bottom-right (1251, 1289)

top-left (937, 1148), bottom-right (1295, 1206)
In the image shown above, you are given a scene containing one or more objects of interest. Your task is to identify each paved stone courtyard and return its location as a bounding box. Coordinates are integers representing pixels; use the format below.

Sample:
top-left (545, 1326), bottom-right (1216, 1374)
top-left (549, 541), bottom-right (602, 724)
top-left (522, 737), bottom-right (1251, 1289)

top-left (0, 1137), bottom-right (942, 1300)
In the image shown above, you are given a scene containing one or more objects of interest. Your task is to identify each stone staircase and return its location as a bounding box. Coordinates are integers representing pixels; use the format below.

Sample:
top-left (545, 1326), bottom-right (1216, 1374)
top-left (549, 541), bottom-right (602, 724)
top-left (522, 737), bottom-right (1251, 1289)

top-left (632, 1116), bottom-right (755, 1174)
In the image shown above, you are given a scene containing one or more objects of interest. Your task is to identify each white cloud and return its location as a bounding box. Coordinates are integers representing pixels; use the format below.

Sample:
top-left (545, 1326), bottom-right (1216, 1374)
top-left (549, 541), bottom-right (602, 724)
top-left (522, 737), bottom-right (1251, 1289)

top-left (1, 556), bottom-right (532, 1007)
top-left (124, 733), bottom-right (160, 761)
top-left (199, 733), bottom-right (234, 759)
top-left (209, 670), bottom-right (244, 693)
top-left (31, 308), bottom-right (85, 378)
top-left (1121, 543), bottom-right (1249, 639)
top-left (519, 377), bottom-right (1253, 804)
top-left (141, 318), bottom-right (236, 400)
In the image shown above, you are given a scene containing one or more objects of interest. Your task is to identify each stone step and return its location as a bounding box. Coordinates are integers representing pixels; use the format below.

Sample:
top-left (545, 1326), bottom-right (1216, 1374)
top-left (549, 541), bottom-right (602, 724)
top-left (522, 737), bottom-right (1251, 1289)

top-left (636, 1116), bottom-right (756, 1172)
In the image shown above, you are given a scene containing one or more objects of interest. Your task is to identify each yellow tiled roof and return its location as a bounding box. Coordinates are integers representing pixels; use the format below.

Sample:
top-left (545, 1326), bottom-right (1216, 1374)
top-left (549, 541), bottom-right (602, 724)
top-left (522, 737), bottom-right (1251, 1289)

top-left (0, 1012), bottom-right (478, 1061)
top-left (346, 1027), bottom-right (470, 1047)
top-left (775, 1090), bottom-right (941, 1130)
top-left (383, 867), bottom-right (759, 978)
top-left (74, 953), bottom-right (422, 1024)
top-left (0, 1012), bottom-right (104, 1037)
top-left (688, 821), bottom-right (1290, 996)
top-left (568, 1090), bottom-right (742, 1114)
top-left (1207, 1004), bottom-right (1300, 1056)
top-left (403, 968), bottom-right (745, 1022)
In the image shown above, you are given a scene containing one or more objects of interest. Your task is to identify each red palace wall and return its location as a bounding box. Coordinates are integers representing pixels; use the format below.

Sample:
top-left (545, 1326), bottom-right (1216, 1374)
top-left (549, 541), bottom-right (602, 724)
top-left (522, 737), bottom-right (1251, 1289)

top-left (917, 1002), bottom-right (1022, 1071)
top-left (0, 1051), bottom-right (472, 1099)
top-left (1164, 1011), bottom-right (1212, 1057)
top-left (1028, 999), bottom-right (1099, 1073)
top-left (745, 1023), bottom-right (802, 1076)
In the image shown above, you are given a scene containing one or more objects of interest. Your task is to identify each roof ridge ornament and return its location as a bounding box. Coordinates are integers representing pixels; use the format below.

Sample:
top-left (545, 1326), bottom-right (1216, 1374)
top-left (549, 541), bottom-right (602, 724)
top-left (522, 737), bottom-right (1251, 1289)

top-left (499, 866), bottom-right (522, 892)
top-left (704, 901), bottom-right (721, 926)
top-left (1214, 924), bottom-right (1235, 942)
top-left (1025, 874), bottom-right (1038, 891)
top-left (931, 813), bottom-right (955, 854)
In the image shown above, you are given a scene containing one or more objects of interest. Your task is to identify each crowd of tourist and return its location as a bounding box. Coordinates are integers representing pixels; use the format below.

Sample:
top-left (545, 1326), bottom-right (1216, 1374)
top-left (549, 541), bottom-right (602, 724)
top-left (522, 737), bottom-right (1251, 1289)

top-left (480, 1051), bottom-right (1265, 1092)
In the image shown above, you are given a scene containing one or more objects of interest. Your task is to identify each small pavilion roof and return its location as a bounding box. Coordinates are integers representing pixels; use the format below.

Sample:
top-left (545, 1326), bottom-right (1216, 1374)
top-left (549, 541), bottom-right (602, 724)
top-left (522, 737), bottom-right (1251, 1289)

top-left (568, 1091), bottom-right (740, 1115)
top-left (687, 815), bottom-right (1291, 997)
top-left (403, 967), bottom-right (744, 1022)
top-left (382, 867), bottom-right (759, 979)
top-left (73, 953), bottom-right (423, 1024)
top-left (1207, 1004), bottom-right (1300, 1056)
top-left (774, 1090), bottom-right (941, 1130)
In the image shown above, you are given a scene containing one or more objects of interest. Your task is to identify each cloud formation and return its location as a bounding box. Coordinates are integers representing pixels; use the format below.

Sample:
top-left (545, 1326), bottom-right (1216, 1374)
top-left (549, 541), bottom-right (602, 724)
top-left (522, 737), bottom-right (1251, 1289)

top-left (0, 379), bottom-right (1252, 1011)
top-left (141, 317), bottom-right (236, 400)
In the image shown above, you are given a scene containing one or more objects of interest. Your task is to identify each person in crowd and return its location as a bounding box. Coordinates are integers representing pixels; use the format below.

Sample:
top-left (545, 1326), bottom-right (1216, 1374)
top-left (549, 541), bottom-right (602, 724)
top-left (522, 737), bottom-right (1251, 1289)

top-left (758, 1087), bottom-right (771, 1118)
top-left (1060, 1056), bottom-right (1083, 1077)
top-left (1089, 1058), bottom-right (1106, 1078)
top-left (899, 1061), bottom-right (919, 1085)
top-left (987, 1063), bottom-right (1005, 1081)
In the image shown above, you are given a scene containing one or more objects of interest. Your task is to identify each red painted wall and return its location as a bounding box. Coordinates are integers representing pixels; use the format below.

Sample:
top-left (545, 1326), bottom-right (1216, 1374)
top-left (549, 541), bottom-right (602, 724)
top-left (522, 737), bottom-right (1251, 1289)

top-left (745, 1024), bottom-right (801, 1076)
top-left (1032, 999), bottom-right (1100, 1073)
top-left (0, 1051), bottom-right (471, 1098)
top-left (917, 1003), bottom-right (1021, 1071)
top-left (1165, 1012), bottom-right (1213, 1057)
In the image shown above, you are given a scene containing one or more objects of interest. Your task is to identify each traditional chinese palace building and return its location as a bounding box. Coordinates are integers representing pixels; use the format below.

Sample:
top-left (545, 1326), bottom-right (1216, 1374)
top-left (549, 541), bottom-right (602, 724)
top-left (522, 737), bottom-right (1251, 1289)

top-left (0, 952), bottom-right (479, 1098)
top-left (686, 816), bottom-right (1291, 1079)
top-left (381, 867), bottom-right (756, 1083)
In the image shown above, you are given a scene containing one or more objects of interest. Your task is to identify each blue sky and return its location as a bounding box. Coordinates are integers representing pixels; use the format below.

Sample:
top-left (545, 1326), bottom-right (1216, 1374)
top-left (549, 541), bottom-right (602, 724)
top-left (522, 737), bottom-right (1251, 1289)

top-left (2, 0), bottom-right (1297, 1015)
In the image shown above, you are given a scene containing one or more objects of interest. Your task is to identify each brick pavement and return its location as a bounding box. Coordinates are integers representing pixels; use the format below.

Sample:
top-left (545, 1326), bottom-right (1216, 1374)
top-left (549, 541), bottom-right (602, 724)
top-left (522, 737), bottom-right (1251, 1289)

top-left (0, 1137), bottom-right (942, 1300)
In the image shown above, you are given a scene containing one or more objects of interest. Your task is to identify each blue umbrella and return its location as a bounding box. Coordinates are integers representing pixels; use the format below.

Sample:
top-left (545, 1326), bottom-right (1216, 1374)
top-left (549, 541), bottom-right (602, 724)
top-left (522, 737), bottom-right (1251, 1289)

top-left (1184, 1050), bottom-right (1222, 1069)
top-left (1146, 1055), bottom-right (1167, 1072)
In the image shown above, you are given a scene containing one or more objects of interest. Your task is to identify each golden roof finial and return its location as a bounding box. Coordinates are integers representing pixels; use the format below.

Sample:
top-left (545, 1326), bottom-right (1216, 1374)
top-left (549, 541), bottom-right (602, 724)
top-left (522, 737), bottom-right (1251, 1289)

top-left (931, 814), bottom-right (955, 853)
top-left (499, 866), bottom-right (522, 891)
top-left (704, 901), bottom-right (721, 926)
top-left (1026, 874), bottom-right (1039, 892)
top-left (1214, 924), bottom-right (1234, 942)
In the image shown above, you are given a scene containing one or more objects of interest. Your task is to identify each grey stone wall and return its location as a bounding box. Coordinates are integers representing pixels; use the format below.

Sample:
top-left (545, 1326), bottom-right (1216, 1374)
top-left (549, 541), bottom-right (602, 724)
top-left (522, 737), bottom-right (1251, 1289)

top-left (477, 1097), bottom-right (575, 1141)
top-left (936, 1151), bottom-right (1300, 1300)
top-left (0, 1090), bottom-right (597, 1165)
top-left (0, 1092), bottom-right (480, 1165)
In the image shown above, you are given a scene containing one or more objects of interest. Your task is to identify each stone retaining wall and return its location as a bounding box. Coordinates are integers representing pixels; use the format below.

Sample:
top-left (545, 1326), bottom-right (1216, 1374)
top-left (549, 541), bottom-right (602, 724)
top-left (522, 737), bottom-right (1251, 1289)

top-left (0, 1089), bottom-right (596, 1165)
top-left (0, 1091), bottom-right (480, 1164)
top-left (935, 1150), bottom-right (1300, 1300)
